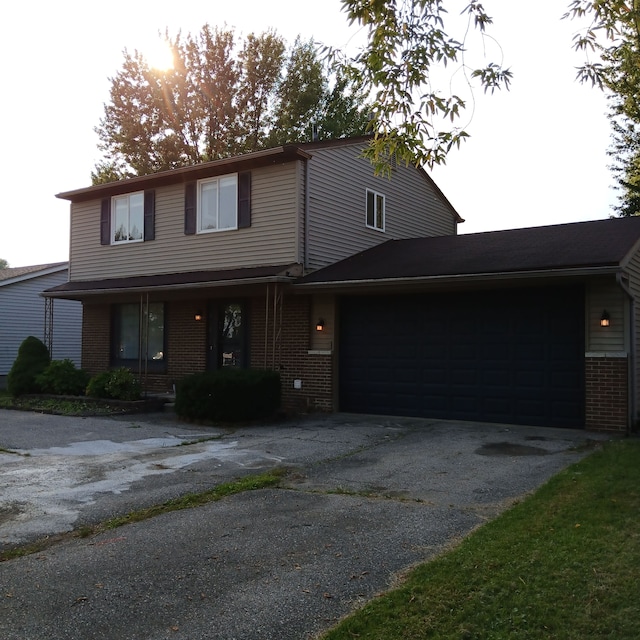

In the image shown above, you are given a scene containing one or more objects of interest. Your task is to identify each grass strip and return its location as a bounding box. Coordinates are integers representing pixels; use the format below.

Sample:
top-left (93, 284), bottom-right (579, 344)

top-left (321, 439), bottom-right (640, 640)
top-left (1, 468), bottom-right (287, 562)
top-left (97, 468), bottom-right (287, 531)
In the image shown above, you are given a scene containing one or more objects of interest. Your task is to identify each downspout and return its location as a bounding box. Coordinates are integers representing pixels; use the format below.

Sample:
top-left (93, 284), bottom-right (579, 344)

top-left (304, 157), bottom-right (310, 272)
top-left (617, 272), bottom-right (635, 435)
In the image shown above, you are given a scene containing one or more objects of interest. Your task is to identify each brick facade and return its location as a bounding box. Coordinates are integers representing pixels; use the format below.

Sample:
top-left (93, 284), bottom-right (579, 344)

top-left (81, 294), bottom-right (335, 413)
top-left (585, 356), bottom-right (628, 432)
top-left (82, 301), bottom-right (631, 431)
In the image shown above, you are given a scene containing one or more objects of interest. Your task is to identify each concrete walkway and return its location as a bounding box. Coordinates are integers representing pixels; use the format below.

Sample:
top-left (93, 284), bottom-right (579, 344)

top-left (0, 410), bottom-right (610, 639)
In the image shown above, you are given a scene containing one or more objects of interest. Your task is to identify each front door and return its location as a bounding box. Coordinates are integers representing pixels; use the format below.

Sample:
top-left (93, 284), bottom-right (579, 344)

top-left (207, 301), bottom-right (248, 370)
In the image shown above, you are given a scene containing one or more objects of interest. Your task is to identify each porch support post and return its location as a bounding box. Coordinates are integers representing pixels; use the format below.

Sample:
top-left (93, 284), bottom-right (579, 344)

top-left (44, 296), bottom-right (54, 357)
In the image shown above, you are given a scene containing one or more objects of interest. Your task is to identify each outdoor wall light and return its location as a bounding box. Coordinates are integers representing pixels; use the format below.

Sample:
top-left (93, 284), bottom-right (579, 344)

top-left (194, 311), bottom-right (203, 322)
top-left (600, 310), bottom-right (611, 328)
top-left (316, 318), bottom-right (325, 332)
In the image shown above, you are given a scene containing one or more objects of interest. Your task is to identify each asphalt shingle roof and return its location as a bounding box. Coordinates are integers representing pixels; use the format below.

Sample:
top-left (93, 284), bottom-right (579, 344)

top-left (299, 217), bottom-right (640, 285)
top-left (0, 262), bottom-right (67, 284)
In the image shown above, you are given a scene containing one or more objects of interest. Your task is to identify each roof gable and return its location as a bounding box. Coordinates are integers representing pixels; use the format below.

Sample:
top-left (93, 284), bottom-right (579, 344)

top-left (0, 262), bottom-right (68, 287)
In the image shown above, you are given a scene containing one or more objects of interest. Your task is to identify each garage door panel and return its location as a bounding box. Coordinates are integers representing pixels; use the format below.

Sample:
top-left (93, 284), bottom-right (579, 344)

top-left (339, 287), bottom-right (585, 428)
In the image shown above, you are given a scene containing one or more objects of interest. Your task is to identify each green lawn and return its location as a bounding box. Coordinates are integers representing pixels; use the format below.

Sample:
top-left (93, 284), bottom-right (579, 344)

top-left (321, 439), bottom-right (640, 640)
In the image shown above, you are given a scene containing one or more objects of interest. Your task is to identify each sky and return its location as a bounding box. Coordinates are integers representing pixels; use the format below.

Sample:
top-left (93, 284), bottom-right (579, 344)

top-left (0, 0), bottom-right (614, 268)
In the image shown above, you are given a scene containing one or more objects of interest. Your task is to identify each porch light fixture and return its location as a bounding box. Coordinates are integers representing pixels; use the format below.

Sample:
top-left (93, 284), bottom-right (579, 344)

top-left (600, 310), bottom-right (610, 328)
top-left (315, 318), bottom-right (325, 332)
top-left (194, 311), bottom-right (203, 322)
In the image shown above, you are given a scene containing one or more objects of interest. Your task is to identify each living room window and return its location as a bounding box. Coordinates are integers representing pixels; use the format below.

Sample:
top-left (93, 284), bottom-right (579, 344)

top-left (112, 302), bottom-right (165, 372)
top-left (366, 189), bottom-right (385, 231)
top-left (112, 192), bottom-right (144, 243)
top-left (198, 173), bottom-right (238, 233)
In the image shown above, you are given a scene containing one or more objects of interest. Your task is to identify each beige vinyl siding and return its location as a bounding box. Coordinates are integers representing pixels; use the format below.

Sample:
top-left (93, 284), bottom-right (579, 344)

top-left (69, 163), bottom-right (301, 282)
top-left (622, 248), bottom-right (640, 420)
top-left (306, 142), bottom-right (457, 270)
top-left (586, 278), bottom-right (626, 352)
top-left (0, 270), bottom-right (82, 375)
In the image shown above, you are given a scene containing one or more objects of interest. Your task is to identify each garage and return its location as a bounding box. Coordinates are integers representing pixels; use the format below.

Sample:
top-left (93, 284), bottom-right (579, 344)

top-left (338, 286), bottom-right (585, 428)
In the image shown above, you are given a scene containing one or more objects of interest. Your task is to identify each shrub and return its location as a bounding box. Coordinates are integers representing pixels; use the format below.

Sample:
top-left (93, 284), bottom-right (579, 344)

top-left (175, 369), bottom-right (281, 422)
top-left (85, 371), bottom-right (112, 399)
top-left (7, 336), bottom-right (51, 397)
top-left (86, 368), bottom-right (142, 401)
top-left (36, 359), bottom-right (90, 396)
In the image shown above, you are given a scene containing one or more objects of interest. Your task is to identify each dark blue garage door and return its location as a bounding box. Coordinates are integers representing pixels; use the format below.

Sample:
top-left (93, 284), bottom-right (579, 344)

top-left (339, 287), bottom-right (585, 428)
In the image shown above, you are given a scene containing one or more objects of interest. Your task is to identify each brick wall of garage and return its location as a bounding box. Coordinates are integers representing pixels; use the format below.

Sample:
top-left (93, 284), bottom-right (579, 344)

top-left (585, 355), bottom-right (628, 432)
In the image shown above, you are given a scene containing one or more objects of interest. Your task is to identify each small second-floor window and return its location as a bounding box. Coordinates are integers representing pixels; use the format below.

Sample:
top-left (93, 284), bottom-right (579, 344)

top-left (198, 174), bottom-right (238, 232)
top-left (112, 192), bottom-right (144, 243)
top-left (366, 189), bottom-right (385, 231)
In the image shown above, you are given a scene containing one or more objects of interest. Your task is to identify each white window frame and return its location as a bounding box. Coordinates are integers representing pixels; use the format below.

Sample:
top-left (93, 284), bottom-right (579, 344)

top-left (197, 173), bottom-right (238, 233)
top-left (111, 191), bottom-right (144, 244)
top-left (366, 189), bottom-right (385, 232)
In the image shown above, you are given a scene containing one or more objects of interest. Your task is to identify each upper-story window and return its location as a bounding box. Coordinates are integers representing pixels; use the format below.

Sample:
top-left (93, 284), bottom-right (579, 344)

top-left (100, 190), bottom-right (155, 246)
top-left (184, 171), bottom-right (251, 236)
top-left (366, 189), bottom-right (385, 232)
top-left (112, 192), bottom-right (144, 243)
top-left (198, 174), bottom-right (238, 233)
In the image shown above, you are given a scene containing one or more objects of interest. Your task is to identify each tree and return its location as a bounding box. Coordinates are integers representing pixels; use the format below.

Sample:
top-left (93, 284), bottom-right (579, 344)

top-left (563, 1), bottom-right (640, 215)
top-left (337, 1), bottom-right (640, 209)
top-left (0, 258), bottom-right (8, 270)
top-left (267, 37), bottom-right (329, 146)
top-left (334, 1), bottom-right (513, 174)
top-left (93, 26), bottom-right (371, 183)
top-left (235, 30), bottom-right (287, 153)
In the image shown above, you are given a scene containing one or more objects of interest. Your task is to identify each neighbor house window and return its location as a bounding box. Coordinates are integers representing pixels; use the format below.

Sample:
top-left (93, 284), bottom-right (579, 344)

top-left (112, 192), bottom-right (144, 243)
top-left (198, 173), bottom-right (238, 232)
top-left (112, 302), bottom-right (165, 372)
top-left (366, 189), bottom-right (385, 231)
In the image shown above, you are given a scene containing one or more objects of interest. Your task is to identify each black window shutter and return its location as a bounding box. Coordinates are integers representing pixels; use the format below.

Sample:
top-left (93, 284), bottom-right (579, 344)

top-left (143, 190), bottom-right (155, 241)
top-left (238, 171), bottom-right (251, 229)
top-left (184, 182), bottom-right (197, 235)
top-left (100, 198), bottom-right (111, 245)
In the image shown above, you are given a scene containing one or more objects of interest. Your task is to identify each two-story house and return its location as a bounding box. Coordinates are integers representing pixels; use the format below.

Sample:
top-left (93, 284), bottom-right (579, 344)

top-left (46, 136), bottom-right (640, 433)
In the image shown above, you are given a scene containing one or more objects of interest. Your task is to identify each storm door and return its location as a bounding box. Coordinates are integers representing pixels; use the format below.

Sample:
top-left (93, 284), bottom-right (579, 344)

top-left (207, 301), bottom-right (248, 370)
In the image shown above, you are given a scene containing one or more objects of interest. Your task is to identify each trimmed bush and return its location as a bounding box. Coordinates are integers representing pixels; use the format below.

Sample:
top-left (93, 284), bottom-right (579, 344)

top-left (86, 368), bottom-right (142, 401)
top-left (175, 369), bottom-right (281, 422)
top-left (36, 359), bottom-right (90, 396)
top-left (7, 336), bottom-right (51, 397)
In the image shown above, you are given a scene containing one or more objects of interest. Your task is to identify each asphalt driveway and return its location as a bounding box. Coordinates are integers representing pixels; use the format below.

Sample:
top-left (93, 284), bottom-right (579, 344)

top-left (0, 409), bottom-right (610, 640)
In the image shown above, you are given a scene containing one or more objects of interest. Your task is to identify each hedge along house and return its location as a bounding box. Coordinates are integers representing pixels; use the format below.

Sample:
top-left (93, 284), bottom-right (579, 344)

top-left (296, 217), bottom-right (640, 433)
top-left (43, 137), bottom-right (461, 412)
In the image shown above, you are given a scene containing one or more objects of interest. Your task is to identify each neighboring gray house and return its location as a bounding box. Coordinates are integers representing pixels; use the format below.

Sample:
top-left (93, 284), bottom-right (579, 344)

top-left (0, 263), bottom-right (82, 386)
top-left (44, 136), bottom-right (640, 433)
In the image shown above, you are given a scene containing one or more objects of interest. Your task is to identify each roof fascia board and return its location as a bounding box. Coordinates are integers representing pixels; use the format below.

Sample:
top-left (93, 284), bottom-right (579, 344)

top-left (293, 265), bottom-right (622, 292)
top-left (56, 146), bottom-right (312, 203)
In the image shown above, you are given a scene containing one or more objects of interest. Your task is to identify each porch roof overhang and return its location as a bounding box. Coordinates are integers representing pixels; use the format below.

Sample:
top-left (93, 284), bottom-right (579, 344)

top-left (42, 264), bottom-right (301, 300)
top-left (295, 217), bottom-right (640, 294)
